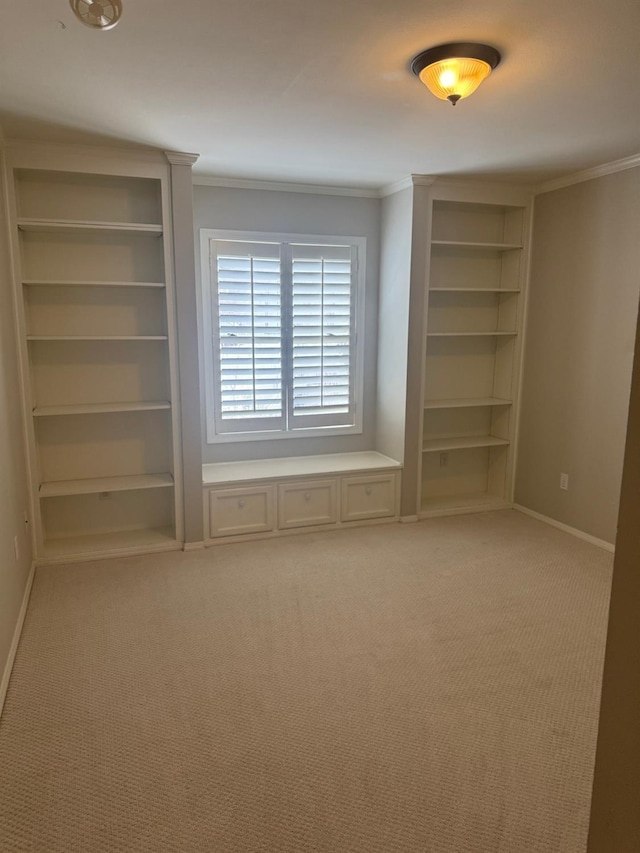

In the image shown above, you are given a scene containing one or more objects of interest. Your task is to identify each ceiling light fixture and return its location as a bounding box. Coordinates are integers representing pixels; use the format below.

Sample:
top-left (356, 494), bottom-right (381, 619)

top-left (69, 0), bottom-right (123, 30)
top-left (411, 42), bottom-right (501, 106)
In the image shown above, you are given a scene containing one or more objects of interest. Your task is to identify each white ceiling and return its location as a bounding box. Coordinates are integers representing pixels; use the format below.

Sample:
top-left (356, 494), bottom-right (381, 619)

top-left (1, 0), bottom-right (639, 188)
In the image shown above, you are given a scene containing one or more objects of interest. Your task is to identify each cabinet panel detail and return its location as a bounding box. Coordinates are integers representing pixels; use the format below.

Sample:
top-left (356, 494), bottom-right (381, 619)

top-left (278, 479), bottom-right (338, 529)
top-left (341, 474), bottom-right (397, 522)
top-left (209, 486), bottom-right (275, 538)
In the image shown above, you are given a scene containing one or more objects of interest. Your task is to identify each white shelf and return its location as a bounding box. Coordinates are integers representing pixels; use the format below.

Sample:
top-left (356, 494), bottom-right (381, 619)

top-left (422, 435), bottom-right (510, 453)
top-left (427, 330), bottom-right (517, 337)
top-left (40, 473), bottom-right (174, 498)
top-left (41, 528), bottom-right (179, 562)
top-left (431, 240), bottom-right (522, 251)
top-left (33, 401), bottom-right (171, 417)
top-left (424, 397), bottom-right (512, 410)
top-left (27, 335), bottom-right (168, 341)
top-left (23, 279), bottom-right (165, 288)
top-left (421, 492), bottom-right (511, 514)
top-left (429, 287), bottom-right (521, 293)
top-left (17, 218), bottom-right (163, 236)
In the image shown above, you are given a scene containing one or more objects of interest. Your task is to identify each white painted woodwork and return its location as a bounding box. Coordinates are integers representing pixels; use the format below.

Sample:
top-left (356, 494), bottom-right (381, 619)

top-left (429, 287), bottom-right (521, 293)
top-left (422, 435), bottom-right (510, 452)
top-left (341, 473), bottom-right (398, 521)
top-left (430, 241), bottom-right (523, 251)
top-left (426, 331), bottom-right (517, 337)
top-left (203, 451), bottom-right (400, 485)
top-left (418, 189), bottom-right (531, 517)
top-left (17, 219), bottom-right (163, 236)
top-left (209, 486), bottom-right (275, 537)
top-left (421, 491), bottom-right (512, 515)
top-left (39, 473), bottom-right (174, 498)
top-left (424, 397), bottom-right (512, 409)
top-left (40, 528), bottom-right (179, 563)
top-left (40, 489), bottom-right (175, 553)
top-left (23, 280), bottom-right (166, 288)
top-left (203, 452), bottom-right (401, 540)
top-left (6, 154), bottom-right (184, 560)
top-left (421, 446), bottom-right (510, 509)
top-left (27, 335), bottom-right (169, 341)
top-left (278, 479), bottom-right (338, 529)
top-left (33, 401), bottom-right (171, 416)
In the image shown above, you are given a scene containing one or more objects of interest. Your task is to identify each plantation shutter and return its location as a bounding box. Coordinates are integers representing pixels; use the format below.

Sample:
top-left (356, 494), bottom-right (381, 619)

top-left (288, 243), bottom-right (356, 429)
top-left (211, 240), bottom-right (284, 434)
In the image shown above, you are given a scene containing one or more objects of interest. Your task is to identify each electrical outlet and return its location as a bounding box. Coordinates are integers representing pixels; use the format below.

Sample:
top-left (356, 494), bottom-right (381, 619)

top-left (560, 473), bottom-right (569, 491)
top-left (440, 452), bottom-right (449, 468)
top-left (13, 535), bottom-right (19, 562)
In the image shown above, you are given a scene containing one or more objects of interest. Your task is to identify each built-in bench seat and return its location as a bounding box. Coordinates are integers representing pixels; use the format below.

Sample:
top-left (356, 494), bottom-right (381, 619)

top-left (202, 451), bottom-right (402, 542)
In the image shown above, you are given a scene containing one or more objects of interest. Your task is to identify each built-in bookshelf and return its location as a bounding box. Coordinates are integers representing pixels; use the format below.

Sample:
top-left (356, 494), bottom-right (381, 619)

top-left (420, 196), bottom-right (530, 516)
top-left (7, 163), bottom-right (183, 562)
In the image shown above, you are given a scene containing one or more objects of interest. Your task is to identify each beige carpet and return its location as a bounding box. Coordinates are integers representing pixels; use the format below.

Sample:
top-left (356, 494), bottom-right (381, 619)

top-left (0, 510), bottom-right (612, 853)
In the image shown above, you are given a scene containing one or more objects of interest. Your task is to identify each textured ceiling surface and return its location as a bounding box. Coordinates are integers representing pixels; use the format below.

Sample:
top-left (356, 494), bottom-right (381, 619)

top-left (1, 0), bottom-right (639, 186)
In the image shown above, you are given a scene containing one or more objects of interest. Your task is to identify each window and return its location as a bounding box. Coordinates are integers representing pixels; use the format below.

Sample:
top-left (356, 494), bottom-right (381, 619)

top-left (200, 230), bottom-right (365, 442)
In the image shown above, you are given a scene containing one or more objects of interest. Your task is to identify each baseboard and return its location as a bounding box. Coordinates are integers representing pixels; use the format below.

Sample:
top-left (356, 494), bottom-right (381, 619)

top-left (0, 560), bottom-right (36, 718)
top-left (400, 515), bottom-right (419, 523)
top-left (183, 541), bottom-right (206, 551)
top-left (420, 501), bottom-right (513, 520)
top-left (514, 505), bottom-right (615, 553)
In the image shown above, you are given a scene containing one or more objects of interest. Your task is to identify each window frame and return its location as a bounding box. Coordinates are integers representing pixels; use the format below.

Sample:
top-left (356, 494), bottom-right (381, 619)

top-left (200, 228), bottom-right (366, 445)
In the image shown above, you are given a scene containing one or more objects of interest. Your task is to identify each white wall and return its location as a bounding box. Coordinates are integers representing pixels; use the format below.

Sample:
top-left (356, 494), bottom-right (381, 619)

top-left (376, 187), bottom-right (412, 464)
top-left (0, 154), bottom-right (33, 702)
top-left (193, 184), bottom-right (380, 462)
top-left (516, 168), bottom-right (640, 543)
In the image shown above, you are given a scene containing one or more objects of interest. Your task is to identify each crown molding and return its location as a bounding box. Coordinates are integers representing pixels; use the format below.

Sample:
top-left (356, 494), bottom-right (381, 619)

top-left (165, 151), bottom-right (199, 166)
top-left (379, 176), bottom-right (414, 196)
top-left (379, 174), bottom-right (437, 196)
top-left (193, 174), bottom-right (380, 198)
top-left (411, 174), bottom-right (437, 187)
top-left (536, 152), bottom-right (640, 195)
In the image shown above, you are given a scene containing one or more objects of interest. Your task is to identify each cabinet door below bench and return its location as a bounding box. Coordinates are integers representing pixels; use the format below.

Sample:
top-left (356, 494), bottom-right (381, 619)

top-left (278, 479), bottom-right (338, 529)
top-left (209, 486), bottom-right (275, 538)
top-left (341, 473), bottom-right (398, 522)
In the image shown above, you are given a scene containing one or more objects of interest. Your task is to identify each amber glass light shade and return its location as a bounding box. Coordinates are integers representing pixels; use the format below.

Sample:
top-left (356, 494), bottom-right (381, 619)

top-left (419, 58), bottom-right (492, 104)
top-left (411, 43), bottom-right (501, 105)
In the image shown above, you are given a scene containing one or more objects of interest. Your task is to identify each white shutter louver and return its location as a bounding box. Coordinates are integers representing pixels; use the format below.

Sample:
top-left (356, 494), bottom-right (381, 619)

top-left (212, 240), bottom-right (284, 433)
top-left (289, 244), bottom-right (355, 428)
